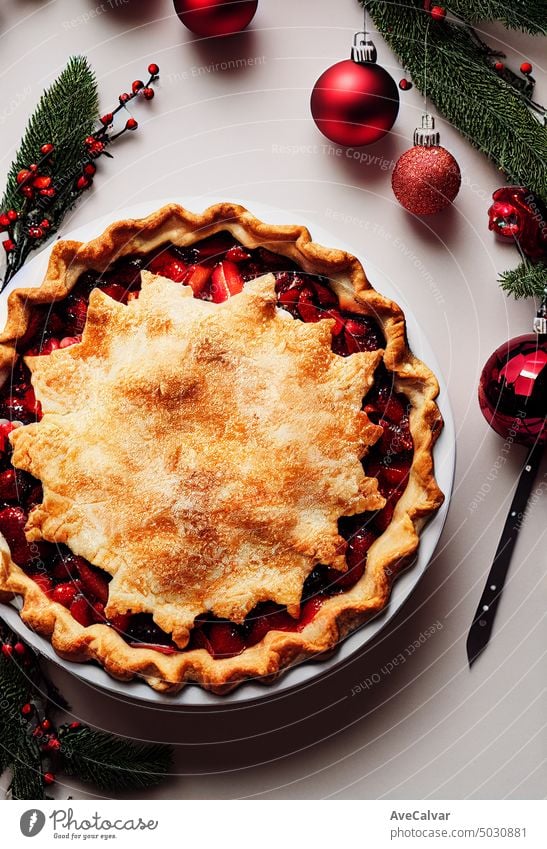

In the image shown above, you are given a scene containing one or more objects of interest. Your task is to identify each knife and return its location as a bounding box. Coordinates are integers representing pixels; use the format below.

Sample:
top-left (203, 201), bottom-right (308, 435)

top-left (466, 439), bottom-right (544, 667)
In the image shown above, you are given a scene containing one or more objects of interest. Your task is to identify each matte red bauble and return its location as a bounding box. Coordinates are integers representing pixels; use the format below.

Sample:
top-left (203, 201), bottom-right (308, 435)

top-left (478, 334), bottom-right (547, 445)
top-left (174, 0), bottom-right (258, 37)
top-left (310, 34), bottom-right (399, 147)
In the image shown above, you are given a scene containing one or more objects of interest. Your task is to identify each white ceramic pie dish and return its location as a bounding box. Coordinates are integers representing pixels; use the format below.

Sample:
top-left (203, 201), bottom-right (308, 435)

top-left (0, 197), bottom-right (455, 708)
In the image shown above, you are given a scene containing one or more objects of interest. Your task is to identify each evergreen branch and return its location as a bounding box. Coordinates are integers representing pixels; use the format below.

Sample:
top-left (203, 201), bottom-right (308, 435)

top-left (446, 1), bottom-right (547, 34)
top-left (9, 735), bottom-right (46, 801)
top-left (499, 260), bottom-right (547, 298)
top-left (1, 56), bottom-right (98, 214)
top-left (59, 726), bottom-right (173, 793)
top-left (364, 1), bottom-right (547, 203)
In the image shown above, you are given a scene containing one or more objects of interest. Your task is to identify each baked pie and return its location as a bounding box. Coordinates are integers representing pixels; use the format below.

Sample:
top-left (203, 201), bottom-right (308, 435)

top-left (0, 203), bottom-right (443, 693)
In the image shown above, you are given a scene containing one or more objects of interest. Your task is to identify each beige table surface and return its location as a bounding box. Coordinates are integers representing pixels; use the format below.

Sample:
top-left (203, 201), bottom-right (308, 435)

top-left (0, 0), bottom-right (546, 801)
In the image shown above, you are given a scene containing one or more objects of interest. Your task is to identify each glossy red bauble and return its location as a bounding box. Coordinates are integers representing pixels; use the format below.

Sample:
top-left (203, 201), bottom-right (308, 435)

top-left (311, 59), bottom-right (399, 147)
top-left (478, 334), bottom-right (547, 445)
top-left (173, 0), bottom-right (258, 37)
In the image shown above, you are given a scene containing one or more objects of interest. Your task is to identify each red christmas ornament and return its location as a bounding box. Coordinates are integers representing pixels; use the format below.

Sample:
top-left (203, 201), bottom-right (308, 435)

top-left (488, 186), bottom-right (547, 261)
top-left (392, 114), bottom-right (461, 214)
top-left (479, 332), bottom-right (547, 446)
top-left (310, 32), bottom-right (399, 147)
top-left (430, 5), bottom-right (447, 21)
top-left (173, 0), bottom-right (258, 37)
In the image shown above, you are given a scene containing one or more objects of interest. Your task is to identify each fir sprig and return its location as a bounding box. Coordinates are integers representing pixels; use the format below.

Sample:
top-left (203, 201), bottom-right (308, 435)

top-left (363, 0), bottom-right (547, 300)
top-left (446, 1), bottom-right (547, 33)
top-left (499, 260), bottom-right (547, 299)
top-left (1, 56), bottom-right (98, 215)
top-left (59, 726), bottom-right (173, 794)
top-left (365, 1), bottom-right (547, 200)
top-left (0, 622), bottom-right (173, 799)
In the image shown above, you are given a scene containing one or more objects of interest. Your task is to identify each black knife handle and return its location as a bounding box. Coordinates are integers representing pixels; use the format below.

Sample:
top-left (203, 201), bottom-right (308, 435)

top-left (467, 440), bottom-right (544, 663)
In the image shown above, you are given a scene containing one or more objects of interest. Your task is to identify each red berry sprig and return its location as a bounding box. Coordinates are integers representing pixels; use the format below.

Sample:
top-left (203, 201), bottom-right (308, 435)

top-left (0, 62), bottom-right (159, 285)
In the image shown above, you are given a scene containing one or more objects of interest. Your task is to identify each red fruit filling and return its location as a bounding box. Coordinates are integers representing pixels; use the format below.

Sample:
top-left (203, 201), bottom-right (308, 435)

top-left (0, 231), bottom-right (414, 657)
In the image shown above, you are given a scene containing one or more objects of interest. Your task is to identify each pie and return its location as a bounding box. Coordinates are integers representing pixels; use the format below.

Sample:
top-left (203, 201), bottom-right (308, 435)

top-left (0, 203), bottom-right (444, 693)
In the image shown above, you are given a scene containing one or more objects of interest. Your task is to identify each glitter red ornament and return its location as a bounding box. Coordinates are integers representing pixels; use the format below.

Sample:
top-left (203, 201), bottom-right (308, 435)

top-left (310, 32), bottom-right (399, 147)
top-left (173, 0), bottom-right (258, 37)
top-left (392, 114), bottom-right (461, 214)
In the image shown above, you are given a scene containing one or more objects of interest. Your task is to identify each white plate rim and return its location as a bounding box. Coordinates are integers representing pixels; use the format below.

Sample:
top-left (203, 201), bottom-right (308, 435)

top-left (0, 196), bottom-right (455, 709)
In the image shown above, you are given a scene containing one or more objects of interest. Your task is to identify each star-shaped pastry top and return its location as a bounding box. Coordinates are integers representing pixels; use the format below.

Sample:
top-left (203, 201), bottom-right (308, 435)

top-left (11, 272), bottom-right (385, 647)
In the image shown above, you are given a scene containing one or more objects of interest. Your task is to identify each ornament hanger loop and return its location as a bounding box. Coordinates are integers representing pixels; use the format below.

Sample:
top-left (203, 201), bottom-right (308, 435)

top-left (351, 31), bottom-right (377, 64)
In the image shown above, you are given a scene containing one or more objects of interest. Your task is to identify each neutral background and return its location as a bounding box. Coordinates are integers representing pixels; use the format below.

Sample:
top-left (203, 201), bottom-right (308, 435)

top-left (0, 0), bottom-right (546, 800)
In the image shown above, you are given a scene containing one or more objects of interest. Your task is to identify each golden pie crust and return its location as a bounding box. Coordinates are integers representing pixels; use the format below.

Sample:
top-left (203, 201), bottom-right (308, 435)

top-left (0, 203), bottom-right (444, 693)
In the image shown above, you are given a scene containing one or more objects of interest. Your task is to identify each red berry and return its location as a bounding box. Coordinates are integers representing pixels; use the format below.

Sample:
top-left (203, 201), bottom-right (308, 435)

top-left (0, 468), bottom-right (19, 501)
top-left (125, 117), bottom-right (138, 131)
top-left (43, 772), bottom-right (55, 786)
top-left (39, 218), bottom-right (50, 229)
top-left (21, 702), bottom-right (33, 716)
top-left (207, 622), bottom-right (245, 659)
top-left (16, 169), bottom-right (31, 184)
top-left (32, 175), bottom-right (52, 190)
top-left (0, 506), bottom-right (35, 566)
top-left (69, 596), bottom-right (93, 627)
top-left (119, 92), bottom-right (130, 104)
top-left (430, 5), bottom-right (446, 20)
top-left (77, 561), bottom-right (109, 605)
top-left (148, 63), bottom-right (159, 76)
top-left (99, 283), bottom-right (129, 303)
top-left (51, 581), bottom-right (79, 608)
top-left (184, 264), bottom-right (212, 296)
top-left (40, 143), bottom-right (54, 155)
top-left (40, 187), bottom-right (56, 198)
top-left (148, 250), bottom-right (187, 280)
top-left (76, 175), bottom-right (91, 191)
top-left (28, 226), bottom-right (44, 239)
top-left (83, 162), bottom-right (96, 176)
top-left (1, 643), bottom-right (13, 657)
top-left (7, 209), bottom-right (18, 222)
top-left (132, 79), bottom-right (144, 93)
top-left (85, 135), bottom-right (95, 146)
top-left (210, 261), bottom-right (243, 302)
top-left (2, 238), bottom-right (15, 252)
top-left (20, 185), bottom-right (34, 199)
top-left (141, 87), bottom-right (154, 100)
top-left (225, 245), bottom-right (251, 263)
top-left (100, 112), bottom-right (114, 126)
top-left (0, 214), bottom-right (10, 229)
top-left (520, 62), bottom-right (533, 75)
top-left (69, 721), bottom-right (81, 729)
top-left (59, 335), bottom-right (81, 349)
top-left (494, 61), bottom-right (505, 72)
top-left (29, 163), bottom-right (38, 172)
top-left (13, 641), bottom-right (25, 655)
top-left (399, 78), bottom-right (412, 91)
top-left (41, 719), bottom-right (52, 731)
